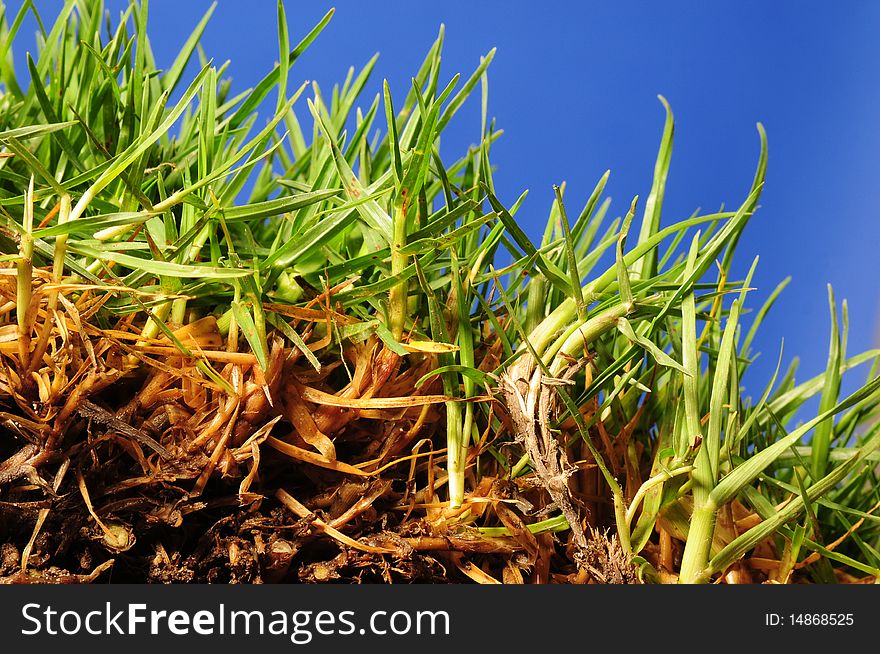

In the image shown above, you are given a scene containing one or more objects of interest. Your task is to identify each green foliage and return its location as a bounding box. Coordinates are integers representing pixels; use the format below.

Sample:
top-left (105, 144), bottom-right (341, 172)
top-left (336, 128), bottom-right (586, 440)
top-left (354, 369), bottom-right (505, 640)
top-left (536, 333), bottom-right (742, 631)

top-left (1, 0), bottom-right (878, 583)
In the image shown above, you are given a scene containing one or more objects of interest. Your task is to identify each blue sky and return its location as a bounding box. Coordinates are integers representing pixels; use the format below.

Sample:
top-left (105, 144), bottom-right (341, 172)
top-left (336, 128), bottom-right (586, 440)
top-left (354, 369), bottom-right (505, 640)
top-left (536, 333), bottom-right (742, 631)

top-left (7, 1), bottom-right (880, 399)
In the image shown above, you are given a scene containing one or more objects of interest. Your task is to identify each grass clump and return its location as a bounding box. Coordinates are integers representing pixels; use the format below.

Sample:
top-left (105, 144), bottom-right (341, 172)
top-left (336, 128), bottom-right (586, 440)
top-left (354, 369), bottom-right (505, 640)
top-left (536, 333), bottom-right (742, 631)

top-left (0, 0), bottom-right (878, 585)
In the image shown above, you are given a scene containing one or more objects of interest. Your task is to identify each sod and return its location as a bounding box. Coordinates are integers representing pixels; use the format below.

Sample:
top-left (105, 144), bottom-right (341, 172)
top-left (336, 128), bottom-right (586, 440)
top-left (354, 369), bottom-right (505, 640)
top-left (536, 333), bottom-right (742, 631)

top-left (0, 1), bottom-right (878, 584)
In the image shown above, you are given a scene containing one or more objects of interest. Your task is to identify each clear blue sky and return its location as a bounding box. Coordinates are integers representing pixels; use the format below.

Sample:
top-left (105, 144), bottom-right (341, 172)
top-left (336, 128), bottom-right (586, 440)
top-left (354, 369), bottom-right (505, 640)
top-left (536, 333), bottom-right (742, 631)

top-left (7, 1), bottom-right (880, 399)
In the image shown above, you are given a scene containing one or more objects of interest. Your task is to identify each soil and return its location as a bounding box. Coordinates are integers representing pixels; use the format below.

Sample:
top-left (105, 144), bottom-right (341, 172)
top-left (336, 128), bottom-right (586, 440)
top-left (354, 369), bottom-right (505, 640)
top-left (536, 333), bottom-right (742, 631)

top-left (0, 336), bottom-right (587, 584)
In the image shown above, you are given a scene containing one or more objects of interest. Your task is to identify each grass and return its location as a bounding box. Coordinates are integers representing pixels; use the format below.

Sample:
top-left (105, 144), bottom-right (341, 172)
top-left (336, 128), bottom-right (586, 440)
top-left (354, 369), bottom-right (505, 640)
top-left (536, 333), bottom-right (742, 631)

top-left (0, 0), bottom-right (879, 584)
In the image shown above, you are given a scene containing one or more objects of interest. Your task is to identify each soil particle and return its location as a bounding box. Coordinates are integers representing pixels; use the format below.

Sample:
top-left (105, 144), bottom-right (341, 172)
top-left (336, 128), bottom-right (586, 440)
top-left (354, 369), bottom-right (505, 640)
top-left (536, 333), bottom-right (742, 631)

top-left (579, 528), bottom-right (640, 584)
